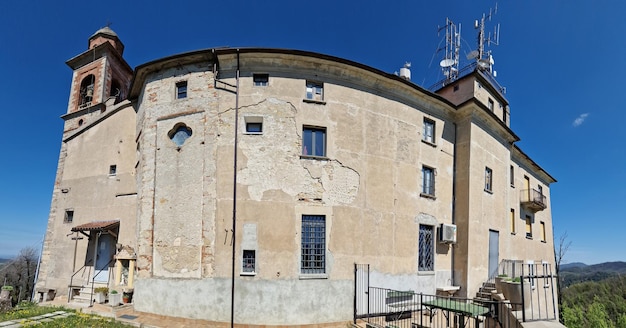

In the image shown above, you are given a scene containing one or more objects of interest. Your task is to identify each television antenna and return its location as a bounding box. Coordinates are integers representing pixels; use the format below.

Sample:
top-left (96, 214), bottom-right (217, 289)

top-left (473, 4), bottom-right (500, 75)
top-left (437, 18), bottom-right (461, 85)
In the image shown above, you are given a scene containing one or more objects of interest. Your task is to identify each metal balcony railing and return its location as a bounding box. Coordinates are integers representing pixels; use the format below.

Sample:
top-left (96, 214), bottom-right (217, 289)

top-left (520, 189), bottom-right (546, 212)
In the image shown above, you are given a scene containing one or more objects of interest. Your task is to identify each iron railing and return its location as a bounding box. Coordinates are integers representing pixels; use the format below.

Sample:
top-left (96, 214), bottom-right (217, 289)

top-left (356, 287), bottom-right (522, 328)
top-left (520, 189), bottom-right (546, 211)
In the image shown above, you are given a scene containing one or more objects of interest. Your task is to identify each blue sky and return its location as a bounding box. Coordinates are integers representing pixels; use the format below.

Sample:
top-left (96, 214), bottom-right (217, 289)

top-left (1, 1), bottom-right (624, 264)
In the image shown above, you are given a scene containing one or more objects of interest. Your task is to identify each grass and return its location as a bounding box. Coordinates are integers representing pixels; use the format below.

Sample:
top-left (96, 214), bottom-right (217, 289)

top-left (0, 302), bottom-right (133, 327)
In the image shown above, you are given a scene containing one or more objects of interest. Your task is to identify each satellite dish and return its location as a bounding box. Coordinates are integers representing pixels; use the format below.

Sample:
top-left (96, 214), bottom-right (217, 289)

top-left (440, 58), bottom-right (455, 67)
top-left (478, 60), bottom-right (490, 69)
top-left (467, 50), bottom-right (479, 60)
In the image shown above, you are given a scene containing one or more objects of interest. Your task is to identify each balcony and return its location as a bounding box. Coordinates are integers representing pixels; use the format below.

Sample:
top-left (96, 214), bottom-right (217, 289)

top-left (520, 189), bottom-right (546, 212)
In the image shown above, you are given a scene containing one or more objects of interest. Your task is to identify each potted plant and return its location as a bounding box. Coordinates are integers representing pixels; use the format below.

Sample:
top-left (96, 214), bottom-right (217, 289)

top-left (94, 287), bottom-right (108, 304)
top-left (122, 289), bottom-right (133, 304)
top-left (1, 286), bottom-right (13, 300)
top-left (495, 274), bottom-right (508, 292)
top-left (109, 289), bottom-right (121, 306)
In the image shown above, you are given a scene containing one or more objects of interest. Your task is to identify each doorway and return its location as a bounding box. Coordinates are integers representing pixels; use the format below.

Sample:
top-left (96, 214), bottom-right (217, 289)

top-left (488, 230), bottom-right (499, 278)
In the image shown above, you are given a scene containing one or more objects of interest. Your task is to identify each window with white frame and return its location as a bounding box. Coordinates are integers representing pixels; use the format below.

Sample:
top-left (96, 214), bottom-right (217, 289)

top-left (525, 215), bottom-right (532, 238)
top-left (301, 215), bottom-right (326, 274)
top-left (421, 166), bottom-right (435, 197)
top-left (244, 116), bottom-right (263, 134)
top-left (305, 81), bottom-right (323, 101)
top-left (418, 224), bottom-right (434, 271)
top-left (176, 81), bottom-right (187, 99)
top-left (253, 74), bottom-right (268, 86)
top-left (302, 126), bottom-right (326, 157)
top-left (423, 118), bottom-right (435, 144)
top-left (485, 167), bottom-right (493, 192)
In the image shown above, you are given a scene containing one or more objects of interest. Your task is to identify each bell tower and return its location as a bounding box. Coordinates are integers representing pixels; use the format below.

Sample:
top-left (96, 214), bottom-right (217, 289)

top-left (64, 26), bottom-right (132, 131)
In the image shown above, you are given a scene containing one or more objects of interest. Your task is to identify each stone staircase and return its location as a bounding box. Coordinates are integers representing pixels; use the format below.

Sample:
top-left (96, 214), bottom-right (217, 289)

top-left (69, 281), bottom-right (108, 304)
top-left (474, 281), bottom-right (496, 304)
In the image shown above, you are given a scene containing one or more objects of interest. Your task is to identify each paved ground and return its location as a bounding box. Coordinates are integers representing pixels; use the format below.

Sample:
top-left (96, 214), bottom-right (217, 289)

top-left (0, 310), bottom-right (74, 327)
top-left (20, 297), bottom-right (232, 328)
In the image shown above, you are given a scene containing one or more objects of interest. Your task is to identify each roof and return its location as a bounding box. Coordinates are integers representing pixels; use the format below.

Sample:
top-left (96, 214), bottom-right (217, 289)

top-left (71, 220), bottom-right (120, 232)
top-left (90, 26), bottom-right (118, 39)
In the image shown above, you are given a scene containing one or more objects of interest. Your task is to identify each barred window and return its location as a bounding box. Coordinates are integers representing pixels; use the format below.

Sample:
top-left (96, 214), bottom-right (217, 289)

top-left (243, 250), bottom-right (255, 273)
top-left (301, 215), bottom-right (325, 274)
top-left (418, 224), bottom-right (434, 271)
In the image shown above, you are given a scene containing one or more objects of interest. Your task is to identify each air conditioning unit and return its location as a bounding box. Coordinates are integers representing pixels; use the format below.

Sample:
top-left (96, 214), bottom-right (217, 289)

top-left (439, 223), bottom-right (457, 244)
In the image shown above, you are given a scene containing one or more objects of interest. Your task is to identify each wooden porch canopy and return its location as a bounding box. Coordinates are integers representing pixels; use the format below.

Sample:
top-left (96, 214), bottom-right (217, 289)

top-left (71, 220), bottom-right (119, 238)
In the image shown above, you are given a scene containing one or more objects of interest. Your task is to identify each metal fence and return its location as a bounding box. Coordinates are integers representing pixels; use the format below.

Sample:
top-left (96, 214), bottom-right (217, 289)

top-left (355, 286), bottom-right (523, 328)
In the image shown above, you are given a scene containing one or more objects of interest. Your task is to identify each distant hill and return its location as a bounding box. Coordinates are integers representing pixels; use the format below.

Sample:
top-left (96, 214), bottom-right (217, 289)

top-left (561, 262), bottom-right (587, 270)
top-left (560, 261), bottom-right (626, 287)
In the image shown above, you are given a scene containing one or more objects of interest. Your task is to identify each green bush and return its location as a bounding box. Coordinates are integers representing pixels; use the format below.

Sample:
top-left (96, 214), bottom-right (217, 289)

top-left (1, 286), bottom-right (13, 291)
top-left (94, 287), bottom-right (108, 294)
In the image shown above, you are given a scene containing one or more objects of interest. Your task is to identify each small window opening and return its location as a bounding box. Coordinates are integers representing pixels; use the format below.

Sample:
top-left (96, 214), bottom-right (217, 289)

top-left (79, 75), bottom-right (95, 107)
top-left (109, 165), bottom-right (117, 176)
top-left (244, 116), bottom-right (264, 134)
top-left (176, 81), bottom-right (188, 99)
top-left (64, 210), bottom-right (74, 223)
top-left (253, 74), bottom-right (269, 86)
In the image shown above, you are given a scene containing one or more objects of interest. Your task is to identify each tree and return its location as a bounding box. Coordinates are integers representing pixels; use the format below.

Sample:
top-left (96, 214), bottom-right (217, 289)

top-left (587, 297), bottom-right (613, 328)
top-left (555, 231), bottom-right (571, 324)
top-left (0, 247), bottom-right (39, 305)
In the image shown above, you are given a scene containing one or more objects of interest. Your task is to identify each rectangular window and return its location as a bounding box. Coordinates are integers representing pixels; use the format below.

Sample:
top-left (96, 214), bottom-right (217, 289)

top-left (244, 116), bottom-right (263, 134)
top-left (418, 224), bottom-right (434, 271)
top-left (538, 185), bottom-right (543, 195)
top-left (176, 81), bottom-right (187, 99)
top-left (253, 74), bottom-right (269, 86)
top-left (485, 167), bottom-right (493, 192)
top-left (525, 215), bottom-right (532, 238)
top-left (510, 165), bottom-right (515, 187)
top-left (109, 165), bottom-right (117, 176)
top-left (488, 98), bottom-right (494, 111)
top-left (540, 222), bottom-right (546, 242)
top-left (510, 209), bottom-right (516, 234)
top-left (423, 118), bottom-right (435, 144)
top-left (64, 210), bottom-right (74, 223)
top-left (305, 81), bottom-right (324, 101)
top-left (301, 215), bottom-right (326, 274)
top-left (421, 166), bottom-right (435, 196)
top-left (302, 126), bottom-right (326, 157)
top-left (242, 250), bottom-right (256, 273)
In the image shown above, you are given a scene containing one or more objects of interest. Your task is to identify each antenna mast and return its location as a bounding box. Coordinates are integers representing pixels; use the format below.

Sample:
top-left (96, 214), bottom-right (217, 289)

top-left (437, 18), bottom-right (461, 86)
top-left (473, 4), bottom-right (500, 75)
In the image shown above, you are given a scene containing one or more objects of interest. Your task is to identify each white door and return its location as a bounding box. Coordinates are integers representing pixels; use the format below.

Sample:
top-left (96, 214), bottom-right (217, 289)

top-left (93, 234), bottom-right (115, 282)
top-left (488, 230), bottom-right (499, 278)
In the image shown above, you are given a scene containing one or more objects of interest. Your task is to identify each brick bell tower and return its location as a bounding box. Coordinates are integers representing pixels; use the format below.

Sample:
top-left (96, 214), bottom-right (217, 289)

top-left (63, 26), bottom-right (132, 131)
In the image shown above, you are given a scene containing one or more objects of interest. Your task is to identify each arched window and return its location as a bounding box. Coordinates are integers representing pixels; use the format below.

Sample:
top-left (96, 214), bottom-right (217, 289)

top-left (168, 123), bottom-right (192, 147)
top-left (80, 75), bottom-right (95, 107)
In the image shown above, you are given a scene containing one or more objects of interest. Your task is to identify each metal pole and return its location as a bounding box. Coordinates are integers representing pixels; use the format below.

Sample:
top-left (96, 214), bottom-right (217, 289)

top-left (230, 50), bottom-right (240, 328)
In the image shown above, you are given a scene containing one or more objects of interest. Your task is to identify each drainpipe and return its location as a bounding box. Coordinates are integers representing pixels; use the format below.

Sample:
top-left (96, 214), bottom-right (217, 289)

top-left (230, 49), bottom-right (240, 328)
top-left (451, 122), bottom-right (457, 286)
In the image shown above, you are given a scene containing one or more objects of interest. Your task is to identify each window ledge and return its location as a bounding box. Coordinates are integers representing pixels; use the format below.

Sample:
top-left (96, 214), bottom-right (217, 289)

top-left (240, 272), bottom-right (256, 276)
top-left (541, 240), bottom-right (547, 243)
top-left (302, 99), bottom-right (326, 105)
top-left (244, 132), bottom-right (263, 135)
top-left (420, 193), bottom-right (436, 200)
top-left (510, 184), bottom-right (515, 188)
top-left (421, 139), bottom-right (437, 147)
top-left (526, 236), bottom-right (533, 240)
top-left (300, 155), bottom-right (329, 161)
top-left (417, 271), bottom-right (435, 276)
top-left (299, 274), bottom-right (328, 280)
top-left (511, 232), bottom-right (516, 235)
top-left (484, 189), bottom-right (493, 194)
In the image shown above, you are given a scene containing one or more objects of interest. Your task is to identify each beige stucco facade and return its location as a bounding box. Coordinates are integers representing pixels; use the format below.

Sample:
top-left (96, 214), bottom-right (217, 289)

top-left (36, 29), bottom-right (557, 326)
